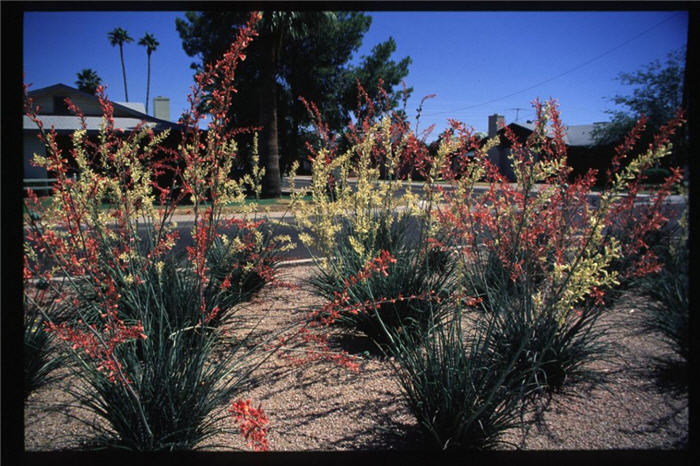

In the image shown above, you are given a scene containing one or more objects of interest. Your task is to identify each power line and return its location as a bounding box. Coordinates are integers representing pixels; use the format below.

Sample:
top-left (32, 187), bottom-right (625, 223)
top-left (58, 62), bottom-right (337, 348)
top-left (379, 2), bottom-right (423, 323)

top-left (422, 12), bottom-right (683, 117)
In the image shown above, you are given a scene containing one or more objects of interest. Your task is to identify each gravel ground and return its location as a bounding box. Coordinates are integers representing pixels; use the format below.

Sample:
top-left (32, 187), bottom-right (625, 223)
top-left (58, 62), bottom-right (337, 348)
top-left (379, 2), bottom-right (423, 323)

top-left (24, 265), bottom-right (688, 451)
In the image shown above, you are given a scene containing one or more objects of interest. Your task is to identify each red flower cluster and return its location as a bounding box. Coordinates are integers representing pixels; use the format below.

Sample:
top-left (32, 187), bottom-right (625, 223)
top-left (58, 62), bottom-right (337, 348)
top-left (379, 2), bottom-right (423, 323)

top-left (431, 98), bottom-right (685, 312)
top-left (46, 318), bottom-right (147, 385)
top-left (272, 251), bottom-right (402, 373)
top-left (228, 399), bottom-right (269, 451)
top-left (275, 327), bottom-right (360, 372)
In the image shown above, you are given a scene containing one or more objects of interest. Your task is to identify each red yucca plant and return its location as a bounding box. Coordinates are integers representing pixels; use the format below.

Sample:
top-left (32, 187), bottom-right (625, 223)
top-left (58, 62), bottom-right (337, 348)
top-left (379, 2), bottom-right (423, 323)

top-left (355, 98), bottom-right (685, 450)
top-left (426, 98), bottom-right (685, 392)
top-left (23, 12), bottom-right (278, 451)
top-left (293, 81), bottom-right (459, 350)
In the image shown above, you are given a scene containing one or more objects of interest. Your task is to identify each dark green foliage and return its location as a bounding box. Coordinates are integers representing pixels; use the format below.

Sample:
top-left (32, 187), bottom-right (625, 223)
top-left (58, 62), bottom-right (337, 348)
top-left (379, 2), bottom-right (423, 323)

top-left (75, 68), bottom-right (103, 95)
top-left (592, 47), bottom-right (686, 167)
top-left (381, 306), bottom-right (534, 450)
top-left (24, 299), bottom-right (65, 400)
top-left (484, 292), bottom-right (609, 394)
top-left (176, 11), bottom-right (412, 176)
top-left (64, 313), bottom-right (256, 450)
top-left (462, 249), bottom-right (610, 394)
top-left (638, 227), bottom-right (689, 360)
top-left (54, 226), bottom-right (280, 449)
top-left (310, 213), bottom-right (458, 345)
top-left (60, 260), bottom-right (263, 451)
top-left (341, 37), bottom-right (412, 121)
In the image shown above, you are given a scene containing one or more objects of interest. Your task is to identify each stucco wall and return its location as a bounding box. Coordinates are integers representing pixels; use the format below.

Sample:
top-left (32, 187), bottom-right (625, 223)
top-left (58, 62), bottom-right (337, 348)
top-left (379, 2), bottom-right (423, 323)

top-left (32, 93), bottom-right (103, 116)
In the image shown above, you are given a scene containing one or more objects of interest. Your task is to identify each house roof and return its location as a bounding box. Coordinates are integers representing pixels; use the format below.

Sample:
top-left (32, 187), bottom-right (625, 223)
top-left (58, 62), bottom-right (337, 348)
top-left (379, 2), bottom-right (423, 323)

top-left (24, 83), bottom-right (182, 133)
top-left (115, 101), bottom-right (147, 114)
top-left (506, 121), bottom-right (607, 147)
top-left (23, 115), bottom-right (178, 133)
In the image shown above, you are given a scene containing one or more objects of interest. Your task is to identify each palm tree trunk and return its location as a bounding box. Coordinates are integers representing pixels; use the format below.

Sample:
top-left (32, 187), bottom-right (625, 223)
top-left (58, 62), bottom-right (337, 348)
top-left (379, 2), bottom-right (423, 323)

top-left (120, 45), bottom-right (129, 102)
top-left (260, 34), bottom-right (282, 198)
top-left (145, 53), bottom-right (151, 114)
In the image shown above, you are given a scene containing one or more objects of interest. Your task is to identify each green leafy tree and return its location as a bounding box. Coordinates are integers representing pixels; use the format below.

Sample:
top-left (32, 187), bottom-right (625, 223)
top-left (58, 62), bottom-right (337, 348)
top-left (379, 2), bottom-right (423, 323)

top-left (178, 11), bottom-right (335, 197)
top-left (75, 68), bottom-right (103, 95)
top-left (342, 37), bottom-right (412, 118)
top-left (108, 27), bottom-right (134, 101)
top-left (138, 33), bottom-right (160, 115)
top-left (593, 47), bottom-right (685, 166)
top-left (176, 11), bottom-right (412, 196)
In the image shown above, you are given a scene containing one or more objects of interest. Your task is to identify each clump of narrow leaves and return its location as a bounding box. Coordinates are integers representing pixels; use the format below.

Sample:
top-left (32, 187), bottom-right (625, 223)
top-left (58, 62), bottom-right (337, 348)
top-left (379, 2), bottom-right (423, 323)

top-left (637, 213), bottom-right (689, 361)
top-left (310, 212), bottom-right (458, 345)
top-left (431, 99), bottom-right (685, 394)
top-left (24, 290), bottom-right (66, 400)
top-left (23, 12), bottom-right (274, 451)
top-left (379, 301), bottom-right (536, 450)
top-left (53, 263), bottom-right (262, 451)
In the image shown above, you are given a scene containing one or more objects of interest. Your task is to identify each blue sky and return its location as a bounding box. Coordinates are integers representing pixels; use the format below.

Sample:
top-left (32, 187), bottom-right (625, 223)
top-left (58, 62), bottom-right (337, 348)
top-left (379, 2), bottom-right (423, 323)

top-left (23, 9), bottom-right (688, 138)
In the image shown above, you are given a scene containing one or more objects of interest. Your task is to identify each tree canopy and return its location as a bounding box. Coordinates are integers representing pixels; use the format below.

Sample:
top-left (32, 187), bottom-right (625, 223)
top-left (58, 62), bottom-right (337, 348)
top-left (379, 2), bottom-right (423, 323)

top-left (176, 11), bottom-right (412, 182)
top-left (75, 68), bottom-right (103, 95)
top-left (593, 47), bottom-right (685, 154)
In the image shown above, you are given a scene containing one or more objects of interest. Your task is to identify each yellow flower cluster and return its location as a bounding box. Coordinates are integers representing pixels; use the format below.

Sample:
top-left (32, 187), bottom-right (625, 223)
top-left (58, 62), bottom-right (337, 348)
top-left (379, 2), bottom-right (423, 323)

top-left (290, 116), bottom-right (420, 269)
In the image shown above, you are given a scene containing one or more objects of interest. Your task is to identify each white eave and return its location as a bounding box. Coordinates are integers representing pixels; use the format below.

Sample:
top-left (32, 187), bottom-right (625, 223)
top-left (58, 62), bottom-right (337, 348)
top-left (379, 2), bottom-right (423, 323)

top-left (23, 115), bottom-right (181, 133)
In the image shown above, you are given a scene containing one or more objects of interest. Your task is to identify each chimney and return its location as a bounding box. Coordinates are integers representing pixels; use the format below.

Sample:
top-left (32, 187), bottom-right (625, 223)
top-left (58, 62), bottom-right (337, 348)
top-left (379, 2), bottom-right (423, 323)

top-left (153, 96), bottom-right (170, 121)
top-left (488, 114), bottom-right (505, 138)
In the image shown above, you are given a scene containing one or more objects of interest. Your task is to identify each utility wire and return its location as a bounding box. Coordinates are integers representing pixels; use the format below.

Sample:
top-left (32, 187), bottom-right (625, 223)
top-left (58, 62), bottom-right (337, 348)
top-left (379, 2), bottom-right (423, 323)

top-left (422, 12), bottom-right (683, 117)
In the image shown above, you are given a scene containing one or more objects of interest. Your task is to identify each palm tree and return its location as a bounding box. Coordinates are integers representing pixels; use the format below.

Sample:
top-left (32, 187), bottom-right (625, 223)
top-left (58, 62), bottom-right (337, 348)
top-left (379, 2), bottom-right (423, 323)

top-left (75, 68), bottom-right (103, 95)
top-left (255, 12), bottom-right (335, 198)
top-left (107, 27), bottom-right (134, 101)
top-left (138, 33), bottom-right (159, 114)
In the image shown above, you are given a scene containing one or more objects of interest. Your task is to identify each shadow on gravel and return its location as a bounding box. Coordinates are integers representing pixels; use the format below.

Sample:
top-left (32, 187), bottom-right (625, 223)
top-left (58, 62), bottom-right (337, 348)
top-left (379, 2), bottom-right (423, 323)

top-left (635, 356), bottom-right (688, 398)
top-left (327, 415), bottom-right (423, 451)
top-left (616, 400), bottom-right (688, 449)
top-left (328, 333), bottom-right (387, 359)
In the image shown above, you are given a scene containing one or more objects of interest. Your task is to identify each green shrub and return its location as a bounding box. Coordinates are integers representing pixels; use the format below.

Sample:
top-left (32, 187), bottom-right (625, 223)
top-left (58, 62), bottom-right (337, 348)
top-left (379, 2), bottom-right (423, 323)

top-left (24, 292), bottom-right (65, 400)
top-left (637, 220), bottom-right (688, 360)
top-left (380, 304), bottom-right (535, 450)
top-left (56, 261), bottom-right (264, 451)
top-left (207, 220), bottom-right (281, 312)
top-left (310, 212), bottom-right (458, 345)
top-left (482, 286), bottom-right (610, 394)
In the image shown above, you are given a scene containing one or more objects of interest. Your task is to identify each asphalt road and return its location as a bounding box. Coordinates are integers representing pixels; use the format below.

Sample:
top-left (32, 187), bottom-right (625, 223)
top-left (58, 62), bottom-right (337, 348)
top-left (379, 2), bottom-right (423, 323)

top-left (27, 175), bottom-right (688, 267)
top-left (161, 189), bottom-right (687, 264)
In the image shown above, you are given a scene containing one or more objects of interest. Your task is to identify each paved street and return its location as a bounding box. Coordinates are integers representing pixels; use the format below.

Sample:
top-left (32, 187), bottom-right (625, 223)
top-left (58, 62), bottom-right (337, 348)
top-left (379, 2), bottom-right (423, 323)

top-left (160, 178), bottom-right (687, 263)
top-left (27, 175), bottom-right (688, 268)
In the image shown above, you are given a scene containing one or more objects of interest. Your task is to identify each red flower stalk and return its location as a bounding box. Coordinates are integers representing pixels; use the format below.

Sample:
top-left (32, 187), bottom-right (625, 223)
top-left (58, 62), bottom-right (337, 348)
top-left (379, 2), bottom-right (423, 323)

top-left (228, 399), bottom-right (269, 451)
top-left (46, 318), bottom-right (147, 385)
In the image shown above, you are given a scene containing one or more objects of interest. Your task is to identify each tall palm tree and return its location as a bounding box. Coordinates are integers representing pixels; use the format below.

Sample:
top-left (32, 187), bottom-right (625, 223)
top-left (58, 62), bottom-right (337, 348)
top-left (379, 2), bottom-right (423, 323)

top-left (75, 68), bottom-right (103, 95)
top-left (255, 12), bottom-right (335, 198)
top-left (107, 27), bottom-right (134, 101)
top-left (138, 33), bottom-right (159, 114)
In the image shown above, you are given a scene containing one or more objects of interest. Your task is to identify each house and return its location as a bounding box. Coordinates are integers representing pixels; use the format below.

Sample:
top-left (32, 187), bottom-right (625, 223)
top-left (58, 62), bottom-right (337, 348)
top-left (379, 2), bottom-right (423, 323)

top-left (23, 83), bottom-right (180, 185)
top-left (486, 114), bottom-right (614, 183)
